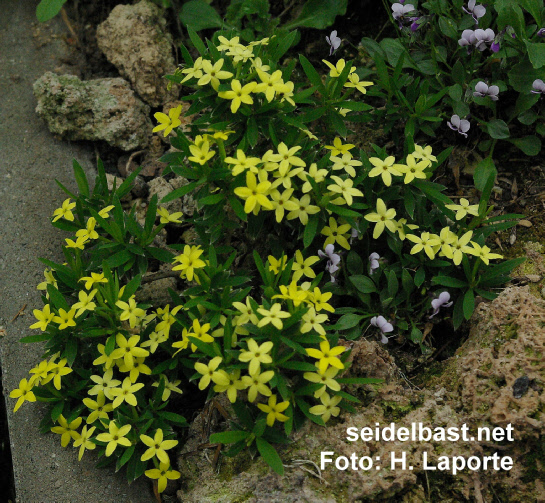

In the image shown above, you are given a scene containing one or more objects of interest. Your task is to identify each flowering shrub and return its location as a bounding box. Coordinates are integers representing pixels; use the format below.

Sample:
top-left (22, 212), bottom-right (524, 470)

top-left (11, 22), bottom-right (523, 489)
top-left (361, 0), bottom-right (545, 160)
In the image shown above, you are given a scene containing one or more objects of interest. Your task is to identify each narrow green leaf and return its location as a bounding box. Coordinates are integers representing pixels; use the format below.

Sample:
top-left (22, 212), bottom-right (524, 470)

top-left (256, 438), bottom-right (284, 475)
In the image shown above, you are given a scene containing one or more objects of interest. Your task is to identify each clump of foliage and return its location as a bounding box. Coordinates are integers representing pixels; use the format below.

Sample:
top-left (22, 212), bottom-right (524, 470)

top-left (15, 10), bottom-right (523, 493)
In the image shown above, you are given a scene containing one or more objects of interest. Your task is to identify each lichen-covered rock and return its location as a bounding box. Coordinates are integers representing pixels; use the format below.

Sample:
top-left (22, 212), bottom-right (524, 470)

top-left (177, 288), bottom-right (545, 503)
top-left (96, 0), bottom-right (177, 107)
top-left (33, 72), bottom-right (152, 150)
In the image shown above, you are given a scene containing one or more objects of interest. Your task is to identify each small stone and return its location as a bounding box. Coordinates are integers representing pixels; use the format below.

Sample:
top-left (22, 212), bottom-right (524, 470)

top-left (518, 219), bottom-right (533, 227)
top-left (513, 376), bottom-right (530, 399)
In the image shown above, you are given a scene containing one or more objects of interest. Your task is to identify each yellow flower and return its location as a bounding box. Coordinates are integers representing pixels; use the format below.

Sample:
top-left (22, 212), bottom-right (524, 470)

top-left (194, 356), bottom-right (229, 390)
top-left (257, 304), bottom-right (291, 330)
top-left (79, 272), bottom-right (107, 290)
top-left (327, 176), bottom-right (363, 206)
top-left (197, 58), bottom-right (233, 90)
top-left (115, 298), bottom-right (146, 329)
top-left (188, 139), bottom-right (216, 165)
top-left (397, 154), bottom-right (429, 184)
top-left (309, 392), bottom-right (342, 422)
top-left (434, 227), bottom-right (456, 257)
top-left (48, 358), bottom-right (73, 390)
top-left (30, 304), bottom-right (55, 331)
top-left (286, 194), bottom-right (320, 225)
top-left (406, 232), bottom-right (441, 260)
top-left (225, 149), bottom-right (261, 176)
top-left (445, 198), bottom-right (480, 220)
top-left (278, 81), bottom-right (296, 106)
top-left (254, 68), bottom-right (285, 102)
top-left (110, 333), bottom-right (149, 369)
top-left (145, 462), bottom-right (181, 494)
top-left (76, 217), bottom-right (99, 241)
top-left (450, 231), bottom-right (474, 265)
top-left (307, 287), bottom-right (335, 313)
top-left (95, 421), bottom-right (132, 457)
top-left (93, 343), bottom-right (117, 370)
top-left (186, 319), bottom-right (214, 352)
top-left (98, 205), bottom-right (115, 219)
top-left (301, 307), bottom-right (329, 336)
top-left (65, 236), bottom-right (88, 250)
top-left (153, 105), bottom-right (182, 137)
top-left (118, 357), bottom-right (152, 383)
top-left (52, 198), bottom-right (76, 222)
top-left (28, 359), bottom-right (56, 386)
top-left (157, 207), bottom-right (183, 224)
top-left (292, 250), bottom-right (320, 282)
top-left (10, 378), bottom-right (36, 412)
top-left (268, 255), bottom-right (288, 274)
top-left (299, 163), bottom-right (328, 193)
top-left (321, 217), bottom-right (351, 250)
top-left (83, 391), bottom-right (114, 424)
top-left (227, 44), bottom-right (254, 63)
top-left (324, 137), bottom-right (355, 156)
top-left (368, 156), bottom-right (403, 186)
top-left (322, 59), bottom-right (356, 78)
top-left (269, 142), bottom-right (306, 174)
top-left (344, 73), bottom-right (373, 94)
top-left (303, 367), bottom-right (340, 398)
top-left (213, 369), bottom-right (246, 403)
top-left (364, 198), bottom-right (397, 239)
top-left (218, 79), bottom-right (257, 113)
top-left (172, 245), bottom-right (206, 282)
top-left (88, 369), bottom-right (121, 400)
top-left (152, 375), bottom-right (183, 401)
top-left (241, 369), bottom-right (274, 402)
top-left (109, 377), bottom-right (145, 408)
top-left (466, 242), bottom-right (503, 265)
top-left (232, 297), bottom-right (259, 325)
top-left (412, 144), bottom-right (437, 164)
top-left (257, 395), bottom-right (290, 426)
top-left (73, 425), bottom-right (96, 461)
top-left (233, 171), bottom-right (273, 214)
top-left (330, 153), bottom-right (362, 177)
top-left (181, 57), bottom-right (204, 82)
top-left (51, 415), bottom-right (82, 447)
top-left (393, 218), bottom-right (419, 241)
top-left (140, 428), bottom-right (179, 464)
top-left (269, 188), bottom-right (299, 223)
top-left (72, 289), bottom-right (97, 317)
top-left (272, 281), bottom-right (308, 307)
top-left (306, 340), bottom-right (345, 373)
top-left (239, 339), bottom-right (273, 374)
top-left (37, 268), bottom-right (57, 293)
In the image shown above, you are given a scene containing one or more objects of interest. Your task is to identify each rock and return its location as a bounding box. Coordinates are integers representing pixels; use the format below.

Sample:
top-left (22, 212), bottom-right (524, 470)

top-left (176, 286), bottom-right (545, 503)
top-left (34, 72), bottom-right (152, 151)
top-left (170, 176), bottom-right (197, 216)
top-left (96, 0), bottom-right (177, 107)
top-left (136, 277), bottom-right (176, 306)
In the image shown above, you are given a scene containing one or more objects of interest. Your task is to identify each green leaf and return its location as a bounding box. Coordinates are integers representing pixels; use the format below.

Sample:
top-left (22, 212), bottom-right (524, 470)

top-left (50, 401), bottom-right (64, 422)
top-left (186, 25), bottom-right (207, 56)
top-left (303, 214), bottom-right (319, 249)
top-left (299, 55), bottom-right (325, 91)
top-left (210, 431), bottom-right (249, 444)
top-left (431, 276), bottom-right (469, 288)
top-left (525, 41), bottom-right (545, 69)
top-left (116, 445), bottom-right (135, 472)
top-left (199, 193), bottom-right (225, 206)
top-left (325, 203), bottom-right (361, 218)
top-left (480, 257), bottom-right (526, 283)
top-left (256, 438), bottom-right (284, 475)
top-left (349, 275), bottom-right (377, 293)
top-left (439, 16), bottom-right (458, 39)
top-left (36, 0), bottom-right (67, 22)
top-left (347, 251), bottom-right (364, 275)
top-left (387, 270), bottom-right (399, 298)
top-left (284, 0), bottom-right (347, 29)
top-left (414, 267), bottom-right (425, 288)
top-left (474, 156), bottom-right (497, 192)
top-left (47, 284), bottom-right (69, 311)
top-left (20, 334), bottom-right (51, 343)
top-left (463, 289), bottom-right (475, 320)
top-left (333, 314), bottom-right (364, 330)
top-left (486, 119), bottom-right (510, 139)
top-left (520, 0), bottom-right (542, 24)
top-left (180, 0), bottom-right (223, 31)
top-left (508, 136), bottom-right (541, 156)
top-left (158, 411), bottom-right (189, 426)
top-left (160, 180), bottom-right (198, 204)
top-left (72, 160), bottom-right (89, 197)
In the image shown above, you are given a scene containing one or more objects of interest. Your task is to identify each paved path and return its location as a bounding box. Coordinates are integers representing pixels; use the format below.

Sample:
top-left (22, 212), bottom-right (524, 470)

top-left (0, 1), bottom-right (152, 501)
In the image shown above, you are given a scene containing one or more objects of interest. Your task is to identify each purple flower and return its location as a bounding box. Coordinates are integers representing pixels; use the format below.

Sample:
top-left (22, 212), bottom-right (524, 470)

top-left (318, 244), bottom-right (341, 281)
top-left (369, 252), bottom-right (380, 274)
top-left (392, 3), bottom-right (415, 20)
top-left (410, 17), bottom-right (421, 31)
top-left (447, 114), bottom-right (470, 137)
top-left (473, 81), bottom-right (499, 101)
top-left (370, 315), bottom-right (394, 344)
top-left (531, 79), bottom-right (545, 94)
top-left (491, 41), bottom-right (500, 52)
top-left (473, 28), bottom-right (495, 51)
top-left (326, 30), bottom-right (341, 56)
top-left (537, 28), bottom-right (545, 38)
top-left (462, 0), bottom-right (486, 24)
top-left (429, 292), bottom-right (453, 319)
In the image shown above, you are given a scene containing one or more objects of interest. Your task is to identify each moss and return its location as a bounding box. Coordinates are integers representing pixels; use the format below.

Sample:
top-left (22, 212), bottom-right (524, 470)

top-left (522, 436), bottom-right (545, 484)
top-left (380, 400), bottom-right (415, 421)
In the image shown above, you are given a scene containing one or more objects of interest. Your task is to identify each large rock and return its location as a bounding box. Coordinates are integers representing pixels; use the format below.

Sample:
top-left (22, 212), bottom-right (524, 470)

top-left (96, 0), bottom-right (178, 107)
top-left (176, 287), bottom-right (545, 502)
top-left (33, 72), bottom-right (152, 150)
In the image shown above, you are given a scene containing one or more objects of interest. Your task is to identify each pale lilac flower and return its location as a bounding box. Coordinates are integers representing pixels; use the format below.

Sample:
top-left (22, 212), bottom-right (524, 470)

top-left (537, 28), bottom-right (545, 37)
top-left (350, 227), bottom-right (360, 245)
top-left (531, 79), bottom-right (545, 94)
top-left (429, 292), bottom-right (453, 319)
top-left (473, 28), bottom-right (495, 51)
top-left (462, 0), bottom-right (486, 24)
top-left (369, 252), bottom-right (380, 274)
top-left (318, 244), bottom-right (341, 281)
top-left (447, 114), bottom-right (470, 137)
top-left (473, 81), bottom-right (499, 101)
top-left (458, 29), bottom-right (475, 53)
top-left (326, 30), bottom-right (341, 56)
top-left (371, 315), bottom-right (394, 344)
top-left (392, 3), bottom-right (415, 20)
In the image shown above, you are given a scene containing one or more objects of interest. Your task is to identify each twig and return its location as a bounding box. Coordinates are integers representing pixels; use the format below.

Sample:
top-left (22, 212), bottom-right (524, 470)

top-left (125, 150), bottom-right (145, 176)
top-left (11, 304), bottom-right (27, 322)
top-left (60, 7), bottom-right (80, 47)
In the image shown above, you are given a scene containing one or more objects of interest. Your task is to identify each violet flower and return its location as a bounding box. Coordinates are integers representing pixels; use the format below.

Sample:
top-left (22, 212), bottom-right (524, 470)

top-left (371, 315), bottom-right (394, 344)
top-left (473, 28), bottom-right (495, 51)
top-left (410, 17), bottom-right (421, 32)
top-left (429, 292), bottom-right (453, 319)
top-left (326, 30), bottom-right (341, 56)
top-left (462, 0), bottom-right (486, 24)
top-left (531, 79), bottom-right (545, 94)
top-left (392, 3), bottom-right (415, 21)
top-left (447, 114), bottom-right (470, 137)
top-left (369, 252), bottom-right (380, 274)
top-left (318, 244), bottom-right (341, 281)
top-left (473, 81), bottom-right (499, 101)
top-left (458, 29), bottom-right (475, 52)
top-left (537, 28), bottom-right (545, 38)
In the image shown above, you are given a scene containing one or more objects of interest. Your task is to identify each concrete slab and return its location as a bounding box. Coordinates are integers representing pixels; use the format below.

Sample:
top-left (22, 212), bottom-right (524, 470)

top-left (0, 1), bottom-right (153, 501)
